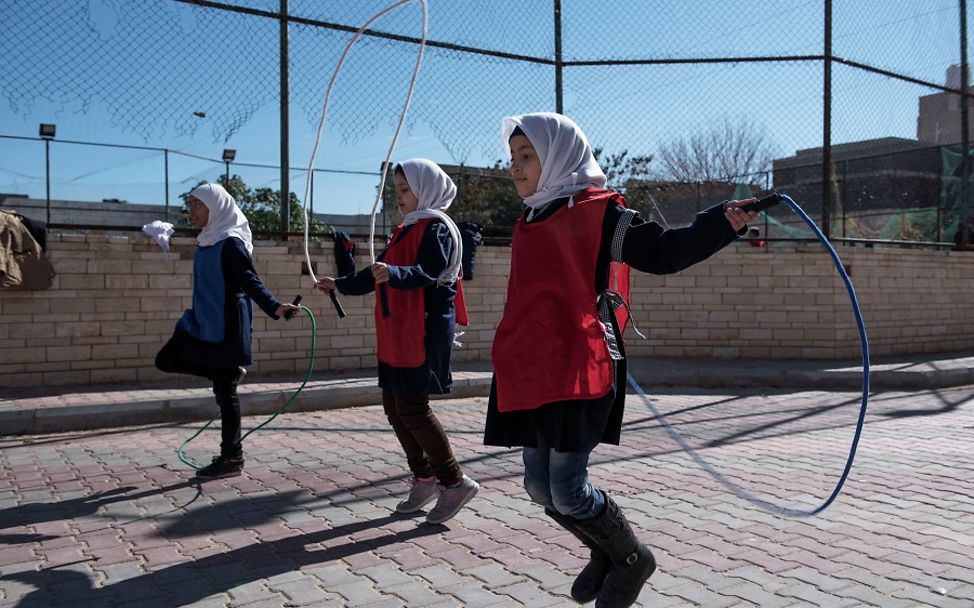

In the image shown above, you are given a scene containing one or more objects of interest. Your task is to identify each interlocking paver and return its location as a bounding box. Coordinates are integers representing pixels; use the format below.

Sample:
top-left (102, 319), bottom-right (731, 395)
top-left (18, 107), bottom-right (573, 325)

top-left (1, 381), bottom-right (973, 607)
top-left (267, 577), bottom-right (334, 606)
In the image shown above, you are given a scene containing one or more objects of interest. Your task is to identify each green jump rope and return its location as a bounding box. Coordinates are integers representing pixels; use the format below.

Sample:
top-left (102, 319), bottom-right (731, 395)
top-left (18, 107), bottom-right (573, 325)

top-left (177, 303), bottom-right (317, 470)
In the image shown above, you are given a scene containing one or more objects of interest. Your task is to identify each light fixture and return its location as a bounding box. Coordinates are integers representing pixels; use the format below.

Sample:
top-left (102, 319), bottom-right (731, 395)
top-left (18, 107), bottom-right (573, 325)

top-left (222, 149), bottom-right (236, 162)
top-left (39, 123), bottom-right (56, 139)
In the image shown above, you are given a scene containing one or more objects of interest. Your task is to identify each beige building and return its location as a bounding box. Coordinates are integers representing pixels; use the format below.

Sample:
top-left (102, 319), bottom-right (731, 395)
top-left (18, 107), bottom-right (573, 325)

top-left (917, 64), bottom-right (974, 145)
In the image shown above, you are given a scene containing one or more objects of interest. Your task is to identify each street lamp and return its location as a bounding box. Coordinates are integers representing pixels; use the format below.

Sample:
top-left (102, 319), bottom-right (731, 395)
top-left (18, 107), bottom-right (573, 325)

top-left (39, 123), bottom-right (56, 224)
top-left (222, 148), bottom-right (236, 183)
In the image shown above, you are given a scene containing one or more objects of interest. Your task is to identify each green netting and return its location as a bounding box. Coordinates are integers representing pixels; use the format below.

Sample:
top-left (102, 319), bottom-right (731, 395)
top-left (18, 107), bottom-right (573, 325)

top-left (763, 212), bottom-right (816, 238)
top-left (878, 207), bottom-right (938, 241)
top-left (939, 146), bottom-right (974, 240)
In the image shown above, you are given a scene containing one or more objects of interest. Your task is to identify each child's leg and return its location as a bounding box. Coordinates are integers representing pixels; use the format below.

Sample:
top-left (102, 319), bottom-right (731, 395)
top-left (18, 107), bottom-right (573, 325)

top-left (522, 445), bottom-right (554, 510)
top-left (573, 491), bottom-right (656, 607)
top-left (383, 389), bottom-right (478, 523)
top-left (383, 388), bottom-right (461, 486)
top-left (195, 367), bottom-right (246, 479)
top-left (212, 369), bottom-right (243, 457)
top-left (527, 439), bottom-right (612, 602)
top-left (382, 388), bottom-right (435, 480)
top-left (523, 436), bottom-right (603, 519)
top-left (155, 336), bottom-right (215, 380)
top-left (545, 448), bottom-right (604, 520)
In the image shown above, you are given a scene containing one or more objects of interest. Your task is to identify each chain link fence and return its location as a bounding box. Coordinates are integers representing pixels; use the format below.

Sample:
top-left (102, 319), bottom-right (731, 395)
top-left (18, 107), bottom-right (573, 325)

top-left (1, 0), bottom-right (970, 246)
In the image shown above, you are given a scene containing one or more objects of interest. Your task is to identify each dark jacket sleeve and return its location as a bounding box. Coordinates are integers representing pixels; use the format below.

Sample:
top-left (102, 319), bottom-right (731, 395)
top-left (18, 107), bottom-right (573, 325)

top-left (385, 222), bottom-right (451, 289)
top-left (615, 202), bottom-right (745, 275)
top-left (334, 265), bottom-right (376, 296)
top-left (223, 238), bottom-right (282, 318)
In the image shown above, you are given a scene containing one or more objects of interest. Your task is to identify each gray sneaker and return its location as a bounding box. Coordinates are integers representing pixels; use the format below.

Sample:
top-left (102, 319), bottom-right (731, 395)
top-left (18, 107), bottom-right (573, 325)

top-left (395, 478), bottom-right (439, 513)
top-left (425, 475), bottom-right (479, 524)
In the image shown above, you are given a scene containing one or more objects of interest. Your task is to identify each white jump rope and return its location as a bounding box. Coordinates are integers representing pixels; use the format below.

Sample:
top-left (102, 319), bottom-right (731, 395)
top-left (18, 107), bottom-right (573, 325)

top-left (180, 0), bottom-right (428, 469)
top-left (299, 0), bottom-right (428, 318)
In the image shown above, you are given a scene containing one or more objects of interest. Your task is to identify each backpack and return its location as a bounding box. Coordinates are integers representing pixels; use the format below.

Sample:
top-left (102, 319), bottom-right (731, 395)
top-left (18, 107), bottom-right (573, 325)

top-left (457, 221), bottom-right (484, 281)
top-left (0, 210), bottom-right (55, 290)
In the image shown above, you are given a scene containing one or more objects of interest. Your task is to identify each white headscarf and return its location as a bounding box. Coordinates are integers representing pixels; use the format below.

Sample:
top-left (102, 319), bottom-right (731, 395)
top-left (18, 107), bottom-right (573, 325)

top-left (398, 158), bottom-right (463, 286)
top-left (501, 112), bottom-right (607, 208)
top-left (189, 183), bottom-right (253, 255)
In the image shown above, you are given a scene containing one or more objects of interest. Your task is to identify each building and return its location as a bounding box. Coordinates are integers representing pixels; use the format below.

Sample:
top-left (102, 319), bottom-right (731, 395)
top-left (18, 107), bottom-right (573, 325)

top-left (917, 64), bottom-right (974, 145)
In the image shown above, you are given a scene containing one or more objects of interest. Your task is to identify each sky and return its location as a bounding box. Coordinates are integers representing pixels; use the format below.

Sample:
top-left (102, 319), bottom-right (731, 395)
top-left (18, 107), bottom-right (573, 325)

top-left (0, 0), bottom-right (966, 217)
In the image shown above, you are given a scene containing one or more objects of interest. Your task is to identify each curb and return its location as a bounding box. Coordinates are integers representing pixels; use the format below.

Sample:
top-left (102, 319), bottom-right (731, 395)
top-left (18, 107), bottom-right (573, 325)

top-left (4, 362), bottom-right (974, 436)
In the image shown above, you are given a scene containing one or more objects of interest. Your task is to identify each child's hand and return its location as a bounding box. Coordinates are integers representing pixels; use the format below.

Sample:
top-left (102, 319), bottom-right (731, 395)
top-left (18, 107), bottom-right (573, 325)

top-left (315, 277), bottom-right (337, 294)
top-left (372, 262), bottom-right (390, 284)
top-left (316, 277), bottom-right (337, 293)
top-left (724, 199), bottom-right (759, 232)
top-left (276, 303), bottom-right (300, 318)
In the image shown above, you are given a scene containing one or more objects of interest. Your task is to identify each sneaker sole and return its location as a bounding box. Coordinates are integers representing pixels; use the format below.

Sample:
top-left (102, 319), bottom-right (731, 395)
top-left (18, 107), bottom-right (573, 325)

top-left (396, 486), bottom-right (438, 515)
top-left (395, 495), bottom-right (438, 514)
top-left (425, 483), bottom-right (479, 524)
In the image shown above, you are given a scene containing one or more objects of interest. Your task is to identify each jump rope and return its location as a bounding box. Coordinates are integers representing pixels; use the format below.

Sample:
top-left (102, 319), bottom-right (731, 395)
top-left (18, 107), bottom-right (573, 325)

top-left (177, 0), bottom-right (428, 470)
top-left (177, 1), bottom-right (870, 519)
top-left (628, 192), bottom-right (870, 518)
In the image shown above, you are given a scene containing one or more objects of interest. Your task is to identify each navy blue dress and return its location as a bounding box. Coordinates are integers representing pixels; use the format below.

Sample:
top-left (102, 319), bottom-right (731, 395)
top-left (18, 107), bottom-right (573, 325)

top-left (174, 237), bottom-right (282, 368)
top-left (336, 221), bottom-right (459, 397)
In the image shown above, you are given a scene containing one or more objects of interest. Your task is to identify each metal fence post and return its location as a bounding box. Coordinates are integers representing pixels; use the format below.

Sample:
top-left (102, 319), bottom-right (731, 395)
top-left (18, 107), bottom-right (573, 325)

top-left (279, 0), bottom-right (290, 234)
top-left (164, 148), bottom-right (170, 221)
top-left (960, 0), bottom-right (970, 244)
top-left (44, 138), bottom-right (51, 224)
top-left (822, 0), bottom-right (832, 238)
top-left (554, 0), bottom-right (563, 114)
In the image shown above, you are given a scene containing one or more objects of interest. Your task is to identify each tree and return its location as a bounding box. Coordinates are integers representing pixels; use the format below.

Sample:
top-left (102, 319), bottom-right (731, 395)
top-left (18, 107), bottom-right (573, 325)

top-left (451, 162), bottom-right (523, 235)
top-left (656, 119), bottom-right (775, 184)
top-left (180, 174), bottom-right (326, 236)
top-left (378, 162), bottom-right (523, 236)
top-left (593, 148), bottom-right (656, 218)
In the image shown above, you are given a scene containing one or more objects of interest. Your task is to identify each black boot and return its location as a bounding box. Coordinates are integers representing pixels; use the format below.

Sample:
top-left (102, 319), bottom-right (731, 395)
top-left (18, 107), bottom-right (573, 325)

top-left (546, 508), bottom-right (611, 603)
top-left (573, 493), bottom-right (656, 608)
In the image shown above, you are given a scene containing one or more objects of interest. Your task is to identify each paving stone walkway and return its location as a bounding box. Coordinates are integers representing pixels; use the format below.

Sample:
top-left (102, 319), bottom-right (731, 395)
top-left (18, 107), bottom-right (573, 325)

top-left (2, 382), bottom-right (972, 607)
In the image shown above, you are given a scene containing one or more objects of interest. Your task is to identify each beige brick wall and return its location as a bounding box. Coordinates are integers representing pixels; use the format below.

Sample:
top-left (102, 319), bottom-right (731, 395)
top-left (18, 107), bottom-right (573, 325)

top-left (1, 234), bottom-right (973, 388)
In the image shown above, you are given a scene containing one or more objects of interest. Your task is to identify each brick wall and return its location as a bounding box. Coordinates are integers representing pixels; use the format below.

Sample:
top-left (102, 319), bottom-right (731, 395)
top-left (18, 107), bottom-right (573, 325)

top-left (1, 235), bottom-right (972, 388)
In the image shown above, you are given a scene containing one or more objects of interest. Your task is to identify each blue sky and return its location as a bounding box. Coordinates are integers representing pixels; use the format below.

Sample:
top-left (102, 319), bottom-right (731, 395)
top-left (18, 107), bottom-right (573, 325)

top-left (0, 0), bottom-right (964, 216)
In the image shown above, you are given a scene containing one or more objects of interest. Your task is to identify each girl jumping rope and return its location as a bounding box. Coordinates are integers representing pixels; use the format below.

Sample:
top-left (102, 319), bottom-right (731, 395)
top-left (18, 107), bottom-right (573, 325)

top-left (484, 113), bottom-right (758, 608)
top-left (156, 183), bottom-right (299, 479)
top-left (317, 158), bottom-right (478, 524)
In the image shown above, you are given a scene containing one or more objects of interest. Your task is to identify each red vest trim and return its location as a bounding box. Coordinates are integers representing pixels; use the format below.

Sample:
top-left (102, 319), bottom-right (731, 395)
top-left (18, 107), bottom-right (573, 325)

top-left (375, 219), bottom-right (433, 367)
top-left (455, 279), bottom-right (469, 327)
top-left (491, 188), bottom-right (630, 412)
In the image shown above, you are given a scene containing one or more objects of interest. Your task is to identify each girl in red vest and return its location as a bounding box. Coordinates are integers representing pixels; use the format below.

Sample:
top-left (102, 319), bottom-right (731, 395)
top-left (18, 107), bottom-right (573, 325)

top-left (316, 158), bottom-right (478, 525)
top-left (484, 113), bottom-right (758, 608)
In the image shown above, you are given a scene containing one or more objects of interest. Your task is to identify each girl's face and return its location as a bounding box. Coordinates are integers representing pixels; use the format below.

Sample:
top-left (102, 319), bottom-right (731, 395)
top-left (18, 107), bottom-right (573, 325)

top-left (186, 196), bottom-right (209, 230)
top-left (509, 134), bottom-right (542, 198)
top-left (394, 172), bottom-right (420, 215)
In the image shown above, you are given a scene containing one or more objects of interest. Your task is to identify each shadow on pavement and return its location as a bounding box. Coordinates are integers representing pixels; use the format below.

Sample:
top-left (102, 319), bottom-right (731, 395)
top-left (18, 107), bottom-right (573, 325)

top-left (6, 513), bottom-right (444, 607)
top-left (0, 481), bottom-right (198, 532)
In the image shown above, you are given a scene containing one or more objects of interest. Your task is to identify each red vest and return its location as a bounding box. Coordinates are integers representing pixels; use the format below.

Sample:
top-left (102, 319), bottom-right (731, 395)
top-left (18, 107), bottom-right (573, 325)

top-left (491, 188), bottom-right (630, 412)
top-left (375, 219), bottom-right (468, 367)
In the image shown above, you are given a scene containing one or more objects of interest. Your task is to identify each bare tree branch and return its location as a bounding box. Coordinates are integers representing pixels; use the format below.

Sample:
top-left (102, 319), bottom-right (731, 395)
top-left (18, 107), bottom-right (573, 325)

top-left (658, 118), bottom-right (775, 184)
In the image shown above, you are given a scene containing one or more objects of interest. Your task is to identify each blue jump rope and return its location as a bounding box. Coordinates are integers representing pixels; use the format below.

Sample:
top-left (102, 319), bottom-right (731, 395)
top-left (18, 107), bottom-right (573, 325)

top-left (628, 193), bottom-right (870, 517)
